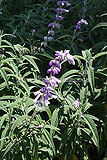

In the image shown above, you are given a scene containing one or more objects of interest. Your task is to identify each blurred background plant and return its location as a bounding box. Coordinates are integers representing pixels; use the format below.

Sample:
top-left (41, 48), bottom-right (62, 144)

top-left (0, 0), bottom-right (107, 159)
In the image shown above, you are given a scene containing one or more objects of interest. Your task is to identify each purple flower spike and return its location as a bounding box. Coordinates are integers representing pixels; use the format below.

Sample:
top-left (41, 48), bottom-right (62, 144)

top-left (73, 99), bottom-right (80, 109)
top-left (34, 48), bottom-right (76, 111)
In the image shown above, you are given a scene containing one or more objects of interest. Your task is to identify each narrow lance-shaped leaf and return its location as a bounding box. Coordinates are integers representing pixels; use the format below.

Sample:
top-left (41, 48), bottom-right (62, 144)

top-left (23, 55), bottom-right (40, 73)
top-left (91, 22), bottom-right (107, 31)
top-left (50, 108), bottom-right (60, 137)
top-left (42, 129), bottom-right (55, 155)
top-left (82, 114), bottom-right (99, 148)
top-left (0, 68), bottom-right (9, 88)
top-left (93, 51), bottom-right (107, 60)
top-left (87, 67), bottom-right (95, 95)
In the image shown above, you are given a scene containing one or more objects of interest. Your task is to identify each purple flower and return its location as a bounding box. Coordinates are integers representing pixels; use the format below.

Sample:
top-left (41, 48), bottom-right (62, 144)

top-left (64, 50), bottom-right (70, 55)
top-left (47, 86), bottom-right (54, 92)
top-left (33, 92), bottom-right (42, 103)
top-left (47, 37), bottom-right (53, 41)
top-left (47, 67), bottom-right (54, 74)
top-left (53, 67), bottom-right (60, 75)
top-left (66, 54), bottom-right (75, 65)
top-left (73, 99), bottom-right (80, 109)
top-left (45, 76), bottom-right (50, 85)
top-left (55, 15), bottom-right (63, 21)
top-left (81, 19), bottom-right (88, 25)
top-left (75, 25), bottom-right (81, 30)
top-left (49, 59), bottom-right (61, 69)
top-left (57, 1), bottom-right (71, 6)
top-left (64, 1), bottom-right (71, 6)
top-left (42, 105), bottom-right (46, 111)
top-left (48, 30), bottom-right (55, 36)
top-left (48, 22), bottom-right (60, 28)
top-left (50, 76), bottom-right (61, 87)
top-left (56, 8), bottom-right (69, 13)
top-left (55, 50), bottom-right (66, 61)
top-left (49, 60), bottom-right (56, 66)
top-left (57, 1), bottom-right (65, 5)
top-left (75, 19), bottom-right (88, 31)
top-left (45, 76), bottom-right (61, 88)
top-left (55, 50), bottom-right (63, 57)
top-left (47, 66), bottom-right (60, 75)
top-left (41, 86), bottom-right (47, 93)
top-left (51, 94), bottom-right (57, 99)
top-left (44, 100), bottom-right (50, 106)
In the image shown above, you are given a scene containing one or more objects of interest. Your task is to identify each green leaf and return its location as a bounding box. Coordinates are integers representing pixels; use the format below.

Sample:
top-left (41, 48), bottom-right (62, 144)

top-left (19, 80), bottom-right (30, 95)
top-left (61, 70), bottom-right (80, 79)
top-left (81, 99), bottom-right (92, 113)
top-left (42, 129), bottom-right (55, 155)
top-left (11, 115), bottom-right (29, 132)
top-left (50, 108), bottom-right (60, 136)
top-left (23, 55), bottom-right (40, 72)
top-left (101, 13), bottom-right (107, 17)
top-left (1, 40), bottom-right (14, 50)
top-left (87, 67), bottom-right (95, 95)
top-left (32, 135), bottom-right (38, 160)
top-left (0, 68), bottom-right (9, 88)
top-left (37, 52), bottom-right (54, 60)
top-left (82, 114), bottom-right (99, 148)
top-left (45, 107), bottom-right (51, 119)
top-left (45, 125), bottom-right (59, 131)
top-left (0, 127), bottom-right (9, 150)
top-left (93, 51), bottom-right (107, 59)
top-left (74, 55), bottom-right (86, 61)
top-left (91, 22), bottom-right (107, 31)
top-left (0, 114), bottom-right (8, 129)
top-left (14, 44), bottom-right (22, 52)
top-left (56, 34), bottom-right (72, 40)
top-left (2, 141), bottom-right (15, 158)
top-left (82, 49), bottom-right (92, 60)
top-left (0, 82), bottom-right (7, 90)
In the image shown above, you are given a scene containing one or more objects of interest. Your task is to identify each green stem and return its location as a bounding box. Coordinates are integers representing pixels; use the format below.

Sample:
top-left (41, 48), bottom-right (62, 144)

top-left (24, 108), bottom-right (37, 137)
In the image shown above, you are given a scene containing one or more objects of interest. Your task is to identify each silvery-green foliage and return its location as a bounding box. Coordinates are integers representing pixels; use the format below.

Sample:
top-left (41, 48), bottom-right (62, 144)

top-left (0, 0), bottom-right (107, 159)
